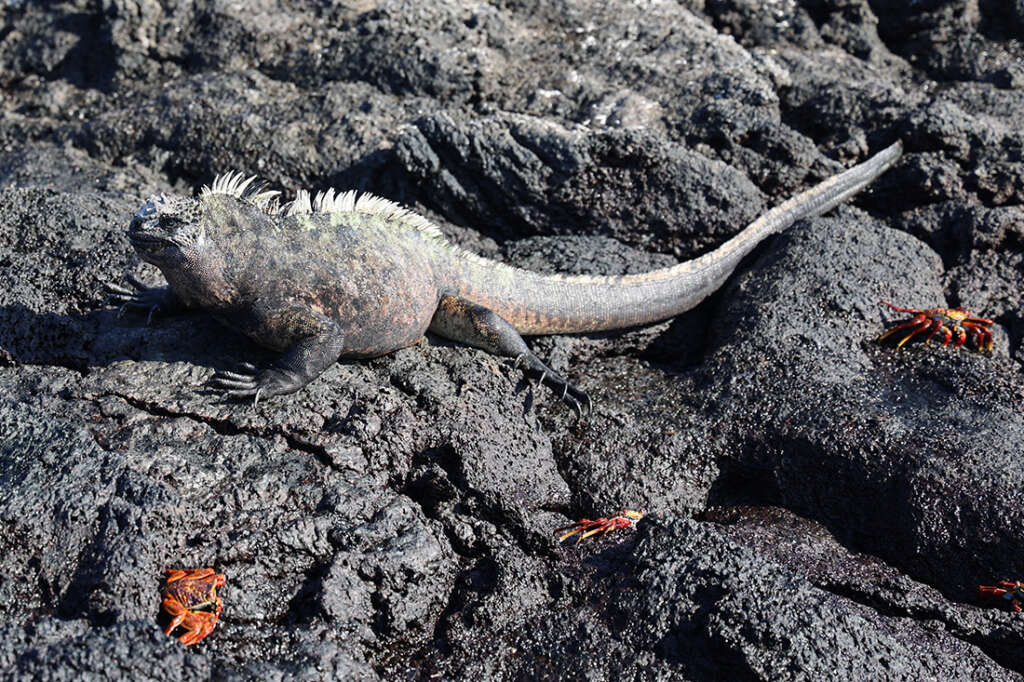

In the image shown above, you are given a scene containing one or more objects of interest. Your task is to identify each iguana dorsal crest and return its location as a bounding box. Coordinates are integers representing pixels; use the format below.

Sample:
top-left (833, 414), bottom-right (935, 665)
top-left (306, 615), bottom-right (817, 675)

top-left (201, 170), bottom-right (444, 241)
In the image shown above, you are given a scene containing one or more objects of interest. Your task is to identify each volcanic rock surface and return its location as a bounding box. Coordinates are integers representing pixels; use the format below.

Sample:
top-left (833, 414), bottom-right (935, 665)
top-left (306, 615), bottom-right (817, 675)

top-left (1, 0), bottom-right (1022, 679)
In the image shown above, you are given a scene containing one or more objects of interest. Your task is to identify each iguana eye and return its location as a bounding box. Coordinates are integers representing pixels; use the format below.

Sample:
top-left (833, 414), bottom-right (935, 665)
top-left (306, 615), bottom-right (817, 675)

top-left (130, 202), bottom-right (160, 233)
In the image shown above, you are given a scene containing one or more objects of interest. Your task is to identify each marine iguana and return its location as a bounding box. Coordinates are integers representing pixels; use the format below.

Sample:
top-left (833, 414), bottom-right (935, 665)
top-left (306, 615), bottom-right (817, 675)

top-left (109, 141), bottom-right (902, 415)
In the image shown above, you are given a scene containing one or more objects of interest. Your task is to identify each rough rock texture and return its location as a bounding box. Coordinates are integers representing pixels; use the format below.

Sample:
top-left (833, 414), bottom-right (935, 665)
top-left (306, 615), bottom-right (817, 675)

top-left (1, 0), bottom-right (1022, 679)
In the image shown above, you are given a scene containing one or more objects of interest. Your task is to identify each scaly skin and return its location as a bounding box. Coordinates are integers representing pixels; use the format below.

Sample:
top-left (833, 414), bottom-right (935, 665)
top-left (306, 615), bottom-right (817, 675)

top-left (109, 141), bottom-right (903, 414)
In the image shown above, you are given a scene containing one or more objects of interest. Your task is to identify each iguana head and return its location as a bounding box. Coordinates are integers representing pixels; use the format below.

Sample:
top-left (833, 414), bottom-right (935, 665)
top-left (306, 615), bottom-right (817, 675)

top-left (128, 171), bottom-right (279, 267)
top-left (128, 173), bottom-right (289, 307)
top-left (128, 191), bottom-right (247, 308)
top-left (127, 194), bottom-right (207, 269)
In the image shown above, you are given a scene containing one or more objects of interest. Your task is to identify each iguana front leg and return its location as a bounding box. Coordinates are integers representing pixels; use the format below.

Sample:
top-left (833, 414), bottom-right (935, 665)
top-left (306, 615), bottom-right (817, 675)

top-left (106, 274), bottom-right (189, 323)
top-left (429, 295), bottom-right (592, 416)
top-left (208, 314), bottom-right (345, 404)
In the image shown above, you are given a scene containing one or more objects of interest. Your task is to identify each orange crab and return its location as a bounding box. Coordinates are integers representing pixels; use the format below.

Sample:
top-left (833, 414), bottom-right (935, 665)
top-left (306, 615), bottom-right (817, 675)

top-left (878, 301), bottom-right (994, 352)
top-left (161, 568), bottom-right (226, 645)
top-left (978, 580), bottom-right (1024, 612)
top-left (554, 509), bottom-right (644, 544)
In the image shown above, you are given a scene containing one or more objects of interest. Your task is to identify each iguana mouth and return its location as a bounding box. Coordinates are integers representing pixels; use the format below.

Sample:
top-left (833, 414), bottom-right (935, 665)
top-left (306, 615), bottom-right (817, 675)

top-left (128, 232), bottom-right (172, 250)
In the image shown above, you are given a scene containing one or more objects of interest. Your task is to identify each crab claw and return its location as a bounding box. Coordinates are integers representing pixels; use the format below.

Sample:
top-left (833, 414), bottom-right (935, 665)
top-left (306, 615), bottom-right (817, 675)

top-left (554, 509), bottom-right (645, 544)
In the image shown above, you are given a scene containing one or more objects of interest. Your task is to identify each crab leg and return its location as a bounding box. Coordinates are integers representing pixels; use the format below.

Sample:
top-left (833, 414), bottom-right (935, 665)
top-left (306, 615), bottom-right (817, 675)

top-left (574, 525), bottom-right (612, 542)
top-left (935, 323), bottom-right (951, 346)
top-left (902, 322), bottom-right (935, 347)
top-left (165, 569), bottom-right (188, 583)
top-left (882, 319), bottom-right (933, 348)
top-left (964, 322), bottom-right (993, 351)
top-left (180, 606), bottom-right (221, 645)
top-left (166, 567), bottom-right (218, 583)
top-left (923, 320), bottom-right (943, 344)
top-left (878, 316), bottom-right (928, 345)
top-left (162, 598), bottom-right (189, 635)
top-left (963, 324), bottom-right (978, 348)
top-left (877, 316), bottom-right (927, 339)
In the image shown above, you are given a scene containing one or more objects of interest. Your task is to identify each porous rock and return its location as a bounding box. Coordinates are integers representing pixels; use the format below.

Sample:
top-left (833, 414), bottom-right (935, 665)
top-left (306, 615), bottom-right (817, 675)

top-left (1, 0), bottom-right (1022, 678)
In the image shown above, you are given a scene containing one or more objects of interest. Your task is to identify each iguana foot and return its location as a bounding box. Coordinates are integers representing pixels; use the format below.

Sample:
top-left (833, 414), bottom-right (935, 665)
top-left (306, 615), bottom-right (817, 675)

top-left (208, 322), bottom-right (345, 404)
top-left (105, 275), bottom-right (184, 323)
top-left (208, 363), bottom-right (308, 405)
top-left (513, 353), bottom-right (592, 417)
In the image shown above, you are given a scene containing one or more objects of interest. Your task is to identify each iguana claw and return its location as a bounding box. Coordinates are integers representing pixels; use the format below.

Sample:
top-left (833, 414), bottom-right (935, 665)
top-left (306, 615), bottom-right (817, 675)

top-left (105, 275), bottom-right (172, 324)
top-left (208, 363), bottom-right (309, 404)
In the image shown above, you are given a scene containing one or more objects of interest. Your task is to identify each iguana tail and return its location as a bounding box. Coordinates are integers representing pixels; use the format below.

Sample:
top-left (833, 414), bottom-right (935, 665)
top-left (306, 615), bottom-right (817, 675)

top-left (452, 141), bottom-right (902, 334)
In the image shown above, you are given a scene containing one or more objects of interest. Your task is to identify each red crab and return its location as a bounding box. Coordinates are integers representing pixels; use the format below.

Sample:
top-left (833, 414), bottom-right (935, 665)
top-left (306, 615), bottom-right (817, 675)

top-left (878, 301), bottom-right (994, 352)
top-left (161, 568), bottom-right (226, 645)
top-left (554, 509), bottom-right (644, 544)
top-left (978, 580), bottom-right (1024, 612)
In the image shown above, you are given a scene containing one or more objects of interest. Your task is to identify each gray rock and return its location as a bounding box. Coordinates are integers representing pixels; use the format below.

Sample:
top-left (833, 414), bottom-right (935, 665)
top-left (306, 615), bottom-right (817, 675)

top-left (1, 0), bottom-right (1022, 679)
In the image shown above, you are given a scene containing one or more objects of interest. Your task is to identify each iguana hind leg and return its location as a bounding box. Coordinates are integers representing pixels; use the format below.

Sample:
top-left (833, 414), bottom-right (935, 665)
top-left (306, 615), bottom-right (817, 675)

top-left (429, 295), bottom-right (591, 416)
